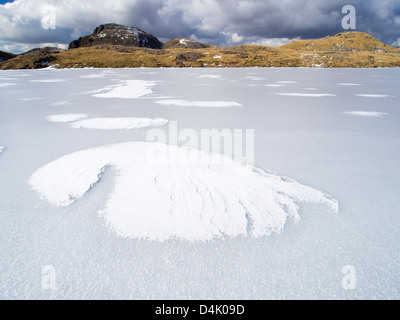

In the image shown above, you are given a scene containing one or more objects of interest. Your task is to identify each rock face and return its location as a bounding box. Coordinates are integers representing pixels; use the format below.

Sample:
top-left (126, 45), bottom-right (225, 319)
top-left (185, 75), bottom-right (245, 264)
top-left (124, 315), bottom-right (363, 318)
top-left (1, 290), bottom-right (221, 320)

top-left (69, 23), bottom-right (163, 50)
top-left (0, 50), bottom-right (16, 62)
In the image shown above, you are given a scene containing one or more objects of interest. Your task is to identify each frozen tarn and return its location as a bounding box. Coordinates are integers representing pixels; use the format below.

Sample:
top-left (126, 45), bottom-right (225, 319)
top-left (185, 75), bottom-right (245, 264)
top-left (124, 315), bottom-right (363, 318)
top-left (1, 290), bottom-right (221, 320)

top-left (344, 111), bottom-right (388, 118)
top-left (274, 93), bottom-right (336, 97)
top-left (71, 117), bottom-right (169, 130)
top-left (29, 141), bottom-right (338, 242)
top-left (89, 80), bottom-right (158, 99)
top-left (356, 94), bottom-right (391, 98)
top-left (47, 114), bottom-right (89, 123)
top-left (155, 100), bottom-right (243, 108)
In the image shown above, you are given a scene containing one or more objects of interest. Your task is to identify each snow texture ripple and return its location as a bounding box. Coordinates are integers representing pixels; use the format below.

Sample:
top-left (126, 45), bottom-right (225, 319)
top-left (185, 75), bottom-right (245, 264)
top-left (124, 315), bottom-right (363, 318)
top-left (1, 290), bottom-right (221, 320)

top-left (29, 142), bottom-right (338, 242)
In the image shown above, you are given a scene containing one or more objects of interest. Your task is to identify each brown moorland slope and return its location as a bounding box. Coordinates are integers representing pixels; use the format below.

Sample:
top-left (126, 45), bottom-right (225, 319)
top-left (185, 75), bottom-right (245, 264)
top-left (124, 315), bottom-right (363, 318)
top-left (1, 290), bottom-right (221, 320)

top-left (1, 29), bottom-right (399, 69)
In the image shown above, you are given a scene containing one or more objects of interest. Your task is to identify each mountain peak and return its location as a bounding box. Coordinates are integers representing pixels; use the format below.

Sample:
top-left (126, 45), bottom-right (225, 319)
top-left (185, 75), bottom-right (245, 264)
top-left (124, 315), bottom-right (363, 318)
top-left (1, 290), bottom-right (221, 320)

top-left (69, 23), bottom-right (163, 50)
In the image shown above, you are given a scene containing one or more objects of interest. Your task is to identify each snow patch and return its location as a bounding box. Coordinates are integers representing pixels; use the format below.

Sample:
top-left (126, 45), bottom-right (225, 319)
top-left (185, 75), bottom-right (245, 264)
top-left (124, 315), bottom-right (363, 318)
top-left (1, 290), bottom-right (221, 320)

top-left (0, 146), bottom-right (4, 153)
top-left (71, 117), bottom-right (168, 130)
top-left (277, 81), bottom-right (297, 84)
top-left (356, 94), bottom-right (390, 98)
top-left (265, 84), bottom-right (287, 87)
top-left (337, 83), bottom-right (363, 86)
top-left (154, 100), bottom-right (243, 108)
top-left (196, 75), bottom-right (221, 79)
top-left (47, 114), bottom-right (89, 123)
top-left (274, 93), bottom-right (336, 97)
top-left (30, 79), bottom-right (66, 83)
top-left (29, 142), bottom-right (338, 242)
top-left (344, 111), bottom-right (388, 118)
top-left (51, 101), bottom-right (74, 106)
top-left (246, 76), bottom-right (265, 81)
top-left (90, 80), bottom-right (157, 99)
top-left (18, 98), bottom-right (43, 102)
top-left (0, 83), bottom-right (17, 87)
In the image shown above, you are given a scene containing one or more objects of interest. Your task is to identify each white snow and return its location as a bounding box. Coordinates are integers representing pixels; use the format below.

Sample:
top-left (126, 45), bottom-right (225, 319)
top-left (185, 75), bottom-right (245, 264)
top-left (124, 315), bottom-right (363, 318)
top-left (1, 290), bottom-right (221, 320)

top-left (90, 80), bottom-right (157, 99)
top-left (265, 84), bottom-right (287, 87)
top-left (18, 98), bottom-right (43, 102)
top-left (51, 101), bottom-right (74, 106)
top-left (213, 55), bottom-right (222, 59)
top-left (29, 141), bottom-right (338, 242)
top-left (356, 94), bottom-right (390, 98)
top-left (0, 146), bottom-right (4, 153)
top-left (154, 100), bottom-right (243, 108)
top-left (274, 93), bottom-right (336, 97)
top-left (47, 114), bottom-right (89, 123)
top-left (337, 83), bottom-right (363, 86)
top-left (277, 81), bottom-right (297, 84)
top-left (0, 83), bottom-right (16, 87)
top-left (196, 75), bottom-right (221, 79)
top-left (179, 39), bottom-right (187, 45)
top-left (344, 111), bottom-right (388, 118)
top-left (246, 76), bottom-right (265, 81)
top-left (71, 117), bottom-right (169, 130)
top-left (30, 79), bottom-right (66, 83)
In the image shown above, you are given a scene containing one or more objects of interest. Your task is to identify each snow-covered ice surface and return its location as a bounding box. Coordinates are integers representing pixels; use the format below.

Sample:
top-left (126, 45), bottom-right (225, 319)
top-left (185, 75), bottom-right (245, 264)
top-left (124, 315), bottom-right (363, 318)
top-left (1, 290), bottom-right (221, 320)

top-left (70, 117), bottom-right (168, 130)
top-left (1, 67), bottom-right (400, 299)
top-left (154, 99), bottom-right (243, 108)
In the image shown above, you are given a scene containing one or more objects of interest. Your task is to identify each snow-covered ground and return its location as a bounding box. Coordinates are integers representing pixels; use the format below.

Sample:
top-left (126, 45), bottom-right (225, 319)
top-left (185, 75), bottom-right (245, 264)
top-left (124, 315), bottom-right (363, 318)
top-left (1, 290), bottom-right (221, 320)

top-left (0, 67), bottom-right (399, 299)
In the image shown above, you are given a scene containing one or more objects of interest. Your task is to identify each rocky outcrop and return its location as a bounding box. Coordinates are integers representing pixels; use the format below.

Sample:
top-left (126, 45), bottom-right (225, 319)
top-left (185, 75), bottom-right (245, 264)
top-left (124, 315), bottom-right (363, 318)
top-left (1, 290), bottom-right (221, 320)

top-left (69, 23), bottom-right (163, 50)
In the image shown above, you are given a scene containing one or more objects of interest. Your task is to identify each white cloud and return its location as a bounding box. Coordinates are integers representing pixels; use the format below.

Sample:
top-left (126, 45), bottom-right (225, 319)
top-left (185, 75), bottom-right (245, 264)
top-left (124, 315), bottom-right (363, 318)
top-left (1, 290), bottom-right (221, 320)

top-left (0, 0), bottom-right (399, 53)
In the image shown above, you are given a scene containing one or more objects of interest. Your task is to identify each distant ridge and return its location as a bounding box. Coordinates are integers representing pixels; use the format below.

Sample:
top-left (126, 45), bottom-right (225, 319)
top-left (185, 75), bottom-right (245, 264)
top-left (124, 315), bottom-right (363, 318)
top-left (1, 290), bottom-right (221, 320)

top-left (1, 24), bottom-right (399, 69)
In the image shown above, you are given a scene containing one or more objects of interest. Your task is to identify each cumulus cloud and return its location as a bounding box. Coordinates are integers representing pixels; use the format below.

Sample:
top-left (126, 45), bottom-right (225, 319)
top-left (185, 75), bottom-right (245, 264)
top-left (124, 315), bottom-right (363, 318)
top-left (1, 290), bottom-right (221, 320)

top-left (0, 0), bottom-right (399, 53)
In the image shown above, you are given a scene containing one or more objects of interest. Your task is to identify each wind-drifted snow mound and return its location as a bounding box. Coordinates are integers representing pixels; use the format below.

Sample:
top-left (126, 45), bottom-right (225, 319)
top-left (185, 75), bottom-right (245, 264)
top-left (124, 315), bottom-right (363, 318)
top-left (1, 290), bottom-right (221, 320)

top-left (274, 93), bottom-right (336, 97)
top-left (30, 142), bottom-right (338, 242)
top-left (344, 111), bottom-right (388, 118)
top-left (356, 94), bottom-right (390, 98)
top-left (89, 80), bottom-right (157, 99)
top-left (71, 117), bottom-right (168, 130)
top-left (155, 100), bottom-right (243, 108)
top-left (47, 114), bottom-right (89, 123)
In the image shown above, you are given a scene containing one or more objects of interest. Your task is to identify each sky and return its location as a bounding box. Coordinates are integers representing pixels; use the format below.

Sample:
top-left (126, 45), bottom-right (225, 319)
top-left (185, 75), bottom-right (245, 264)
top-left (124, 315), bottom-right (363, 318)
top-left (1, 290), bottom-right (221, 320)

top-left (0, 0), bottom-right (399, 53)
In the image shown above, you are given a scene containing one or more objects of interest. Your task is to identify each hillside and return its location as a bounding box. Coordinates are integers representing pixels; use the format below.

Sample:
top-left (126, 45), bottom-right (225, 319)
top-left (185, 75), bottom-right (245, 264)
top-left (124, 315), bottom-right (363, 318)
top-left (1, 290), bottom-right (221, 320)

top-left (1, 26), bottom-right (399, 69)
top-left (0, 50), bottom-right (16, 62)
